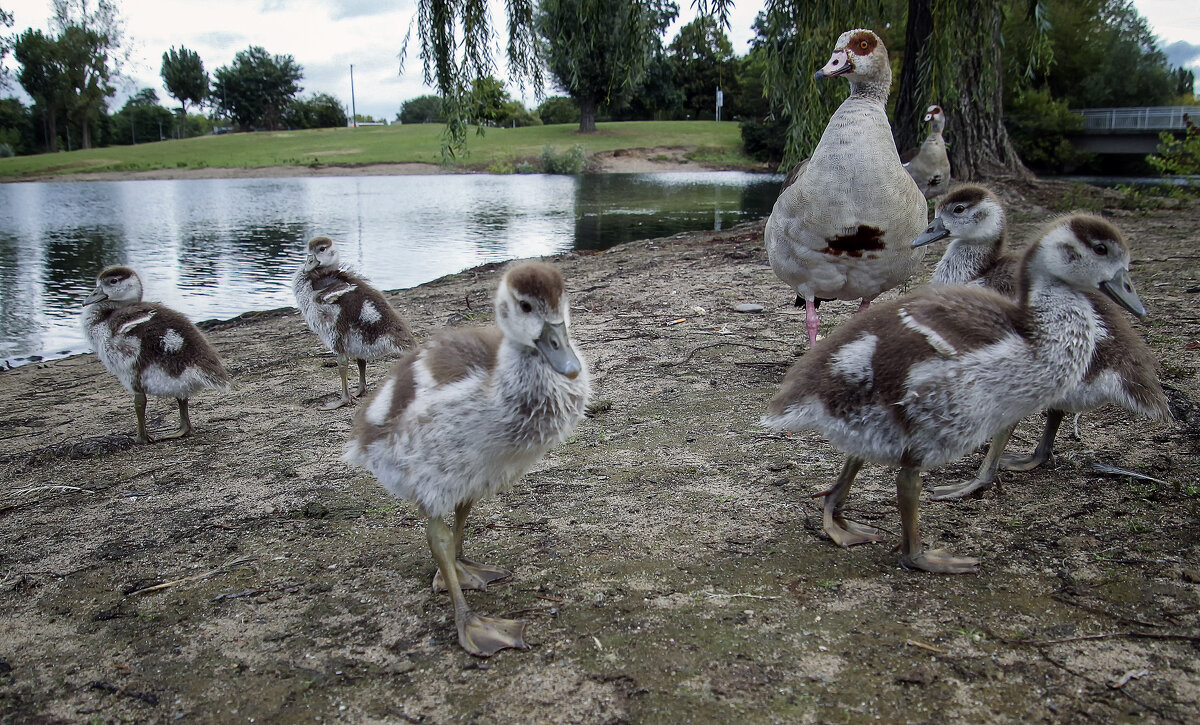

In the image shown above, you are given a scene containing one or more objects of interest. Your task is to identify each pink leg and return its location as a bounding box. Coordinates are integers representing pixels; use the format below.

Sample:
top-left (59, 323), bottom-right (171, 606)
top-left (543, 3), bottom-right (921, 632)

top-left (805, 298), bottom-right (819, 346)
top-left (857, 298), bottom-right (872, 313)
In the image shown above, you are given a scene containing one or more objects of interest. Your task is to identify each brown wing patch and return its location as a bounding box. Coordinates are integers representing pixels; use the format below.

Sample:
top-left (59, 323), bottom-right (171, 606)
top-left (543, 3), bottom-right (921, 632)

top-left (426, 328), bottom-right (503, 385)
top-left (110, 303), bottom-right (229, 388)
top-left (505, 262), bottom-right (564, 309)
top-left (821, 226), bottom-right (885, 257)
top-left (847, 30), bottom-right (878, 56)
top-left (349, 353), bottom-right (419, 449)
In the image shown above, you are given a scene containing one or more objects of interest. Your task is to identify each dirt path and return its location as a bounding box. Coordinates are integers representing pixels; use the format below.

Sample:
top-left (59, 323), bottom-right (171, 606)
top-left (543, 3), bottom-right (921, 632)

top-left (1, 180), bottom-right (1198, 723)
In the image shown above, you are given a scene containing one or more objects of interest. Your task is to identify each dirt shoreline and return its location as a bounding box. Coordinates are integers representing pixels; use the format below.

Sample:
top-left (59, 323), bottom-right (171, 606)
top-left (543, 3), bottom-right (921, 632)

top-left (1, 179), bottom-right (1198, 723)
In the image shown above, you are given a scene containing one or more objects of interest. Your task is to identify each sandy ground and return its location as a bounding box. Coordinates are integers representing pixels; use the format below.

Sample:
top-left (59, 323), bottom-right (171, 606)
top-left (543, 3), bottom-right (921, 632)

top-left (1, 179), bottom-right (1198, 723)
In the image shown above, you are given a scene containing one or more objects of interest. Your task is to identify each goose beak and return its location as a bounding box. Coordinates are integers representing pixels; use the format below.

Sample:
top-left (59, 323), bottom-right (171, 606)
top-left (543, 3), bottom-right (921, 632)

top-left (303, 255), bottom-right (319, 272)
top-left (535, 322), bottom-right (582, 379)
top-left (1099, 268), bottom-right (1146, 317)
top-left (815, 50), bottom-right (852, 81)
top-left (912, 217), bottom-right (951, 248)
top-left (83, 288), bottom-right (108, 306)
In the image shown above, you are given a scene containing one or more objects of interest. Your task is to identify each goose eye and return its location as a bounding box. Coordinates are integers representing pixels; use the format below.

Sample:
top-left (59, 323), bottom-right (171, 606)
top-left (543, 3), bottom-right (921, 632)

top-left (953, 205), bottom-right (966, 214)
top-left (1092, 243), bottom-right (1108, 256)
top-left (859, 41), bottom-right (869, 50)
top-left (519, 301), bottom-right (533, 313)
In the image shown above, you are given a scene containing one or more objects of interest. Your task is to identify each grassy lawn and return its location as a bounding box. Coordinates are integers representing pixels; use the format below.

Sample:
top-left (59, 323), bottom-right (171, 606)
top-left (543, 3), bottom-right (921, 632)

top-left (0, 121), bottom-right (753, 180)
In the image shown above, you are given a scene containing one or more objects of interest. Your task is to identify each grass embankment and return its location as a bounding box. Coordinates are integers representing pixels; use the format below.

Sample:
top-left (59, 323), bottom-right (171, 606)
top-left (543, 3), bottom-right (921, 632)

top-left (0, 121), bottom-right (753, 181)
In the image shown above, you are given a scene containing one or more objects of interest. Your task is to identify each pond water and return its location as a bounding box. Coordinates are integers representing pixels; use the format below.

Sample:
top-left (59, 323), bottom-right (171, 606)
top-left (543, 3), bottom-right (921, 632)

top-left (0, 171), bottom-right (781, 367)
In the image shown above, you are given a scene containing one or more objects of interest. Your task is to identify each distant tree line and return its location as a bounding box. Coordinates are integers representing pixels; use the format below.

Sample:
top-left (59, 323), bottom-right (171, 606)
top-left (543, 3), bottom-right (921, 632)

top-left (0, 1), bottom-right (351, 157)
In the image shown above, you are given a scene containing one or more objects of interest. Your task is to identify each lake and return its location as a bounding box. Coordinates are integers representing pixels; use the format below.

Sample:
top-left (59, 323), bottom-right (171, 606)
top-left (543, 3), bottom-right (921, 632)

top-left (0, 171), bottom-right (781, 366)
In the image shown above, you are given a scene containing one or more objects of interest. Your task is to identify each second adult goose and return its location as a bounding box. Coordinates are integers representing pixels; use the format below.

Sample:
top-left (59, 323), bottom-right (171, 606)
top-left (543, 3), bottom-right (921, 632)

top-left (765, 29), bottom-right (927, 346)
top-left (764, 215), bottom-right (1145, 573)
top-left (902, 105), bottom-right (951, 200)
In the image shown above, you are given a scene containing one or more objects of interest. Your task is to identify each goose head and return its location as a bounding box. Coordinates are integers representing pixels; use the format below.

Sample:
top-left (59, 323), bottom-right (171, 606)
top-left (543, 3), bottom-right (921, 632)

top-left (83, 266), bottom-right (144, 307)
top-left (304, 236), bottom-right (341, 272)
top-left (924, 105), bottom-right (945, 133)
top-left (1025, 215), bottom-right (1145, 316)
top-left (495, 262), bottom-right (582, 379)
top-left (814, 29), bottom-right (890, 85)
top-left (912, 185), bottom-right (1004, 248)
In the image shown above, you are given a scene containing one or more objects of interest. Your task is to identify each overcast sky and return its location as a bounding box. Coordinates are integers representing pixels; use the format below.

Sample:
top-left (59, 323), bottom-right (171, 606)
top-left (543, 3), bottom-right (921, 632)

top-left (2, 0), bottom-right (1198, 121)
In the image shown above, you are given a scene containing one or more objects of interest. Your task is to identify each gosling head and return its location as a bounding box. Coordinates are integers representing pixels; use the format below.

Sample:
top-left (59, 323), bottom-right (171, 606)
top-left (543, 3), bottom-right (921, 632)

top-left (924, 105), bottom-right (945, 133)
top-left (912, 185), bottom-right (1005, 249)
top-left (1027, 215), bottom-right (1144, 316)
top-left (495, 262), bottom-right (582, 379)
top-left (814, 29), bottom-right (890, 84)
top-left (304, 236), bottom-right (340, 273)
top-left (83, 266), bottom-right (143, 307)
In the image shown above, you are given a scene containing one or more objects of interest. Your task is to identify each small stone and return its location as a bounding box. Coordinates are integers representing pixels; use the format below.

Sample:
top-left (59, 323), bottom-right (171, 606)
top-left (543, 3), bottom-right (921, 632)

top-left (734, 303), bottom-right (764, 313)
top-left (303, 501), bottom-right (329, 518)
top-left (1181, 569), bottom-right (1200, 584)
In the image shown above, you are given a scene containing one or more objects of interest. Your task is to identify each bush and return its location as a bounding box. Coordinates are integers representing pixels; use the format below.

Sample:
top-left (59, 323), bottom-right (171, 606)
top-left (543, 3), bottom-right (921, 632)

top-left (537, 96), bottom-right (580, 125)
top-left (1004, 88), bottom-right (1093, 173)
top-left (739, 115), bottom-right (789, 164)
top-left (399, 95), bottom-right (445, 124)
top-left (514, 161), bottom-right (539, 174)
top-left (540, 144), bottom-right (587, 174)
top-left (1147, 120), bottom-right (1200, 176)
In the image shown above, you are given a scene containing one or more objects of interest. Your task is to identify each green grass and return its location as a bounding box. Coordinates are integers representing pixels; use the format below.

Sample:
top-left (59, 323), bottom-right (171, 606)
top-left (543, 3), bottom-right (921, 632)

top-left (0, 121), bottom-right (751, 180)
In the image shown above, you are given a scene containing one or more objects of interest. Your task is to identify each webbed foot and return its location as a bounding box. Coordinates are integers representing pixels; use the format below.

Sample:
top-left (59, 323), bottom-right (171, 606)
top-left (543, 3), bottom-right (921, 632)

top-left (320, 395), bottom-right (351, 411)
top-left (929, 476), bottom-right (993, 500)
top-left (900, 548), bottom-right (978, 574)
top-left (458, 612), bottom-right (529, 657)
top-left (434, 558), bottom-right (512, 592)
top-left (824, 517), bottom-right (887, 547)
top-left (999, 451), bottom-right (1050, 472)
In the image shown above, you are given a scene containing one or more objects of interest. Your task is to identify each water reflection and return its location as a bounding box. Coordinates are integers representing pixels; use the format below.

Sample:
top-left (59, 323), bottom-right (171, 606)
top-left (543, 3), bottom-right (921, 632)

top-left (0, 171), bottom-right (779, 365)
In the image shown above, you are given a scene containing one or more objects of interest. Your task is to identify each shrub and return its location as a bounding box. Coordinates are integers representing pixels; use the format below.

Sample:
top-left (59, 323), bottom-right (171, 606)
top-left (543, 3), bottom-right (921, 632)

top-left (739, 115), bottom-right (788, 164)
top-left (1004, 88), bottom-right (1093, 173)
top-left (540, 144), bottom-right (587, 174)
top-left (1147, 118), bottom-right (1200, 176)
top-left (537, 96), bottom-right (580, 125)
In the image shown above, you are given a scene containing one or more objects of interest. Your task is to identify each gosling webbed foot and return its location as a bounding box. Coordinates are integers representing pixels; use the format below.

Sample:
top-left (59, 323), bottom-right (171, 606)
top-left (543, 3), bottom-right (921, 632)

top-left (433, 558), bottom-right (513, 593)
top-left (824, 516), bottom-right (887, 548)
top-left (929, 476), bottom-right (993, 501)
top-left (157, 427), bottom-right (193, 441)
top-left (900, 548), bottom-right (978, 574)
top-left (320, 394), bottom-right (352, 411)
top-left (135, 431), bottom-right (154, 445)
top-left (351, 385), bottom-right (368, 398)
top-left (999, 450), bottom-right (1050, 472)
top-left (458, 612), bottom-right (529, 657)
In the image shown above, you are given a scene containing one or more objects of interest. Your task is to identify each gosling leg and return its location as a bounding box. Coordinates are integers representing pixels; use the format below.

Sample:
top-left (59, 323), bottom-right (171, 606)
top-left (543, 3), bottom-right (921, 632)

top-left (819, 456), bottom-right (886, 547)
top-left (321, 354), bottom-right (352, 410)
top-left (897, 467), bottom-right (977, 574)
top-left (158, 397), bottom-right (194, 440)
top-left (433, 500), bottom-right (512, 592)
top-left (427, 516), bottom-right (528, 657)
top-left (929, 426), bottom-right (1015, 500)
top-left (133, 391), bottom-right (153, 444)
top-left (352, 358), bottom-right (369, 398)
top-left (1000, 409), bottom-right (1064, 472)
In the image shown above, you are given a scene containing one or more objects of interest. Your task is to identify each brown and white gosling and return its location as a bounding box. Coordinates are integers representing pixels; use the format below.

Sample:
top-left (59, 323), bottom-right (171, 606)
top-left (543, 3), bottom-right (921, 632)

top-left (912, 187), bottom-right (1169, 500)
top-left (81, 266), bottom-right (231, 443)
top-left (765, 28), bottom-right (927, 346)
top-left (293, 236), bottom-right (415, 410)
top-left (763, 215), bottom-right (1146, 573)
top-left (344, 261), bottom-right (589, 657)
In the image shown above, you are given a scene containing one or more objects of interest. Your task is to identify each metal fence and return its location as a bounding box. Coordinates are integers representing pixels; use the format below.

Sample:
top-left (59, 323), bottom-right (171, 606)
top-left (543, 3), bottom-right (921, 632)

top-left (1074, 107), bottom-right (1196, 131)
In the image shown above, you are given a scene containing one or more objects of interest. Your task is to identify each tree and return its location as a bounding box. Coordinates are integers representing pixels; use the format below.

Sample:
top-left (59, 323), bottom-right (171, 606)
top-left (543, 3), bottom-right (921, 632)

top-left (537, 0), bottom-right (678, 132)
top-left (398, 94), bottom-right (444, 124)
top-left (14, 28), bottom-right (66, 152)
top-left (468, 75), bottom-right (509, 126)
top-left (1, 6), bottom-right (14, 90)
top-left (211, 46), bottom-right (303, 131)
top-left (51, 0), bottom-right (126, 150)
top-left (284, 93), bottom-right (348, 129)
top-left (0, 97), bottom-right (35, 155)
top-left (108, 87), bottom-right (173, 145)
top-left (161, 46), bottom-right (208, 138)
top-left (536, 96), bottom-right (579, 125)
top-left (668, 17), bottom-right (738, 121)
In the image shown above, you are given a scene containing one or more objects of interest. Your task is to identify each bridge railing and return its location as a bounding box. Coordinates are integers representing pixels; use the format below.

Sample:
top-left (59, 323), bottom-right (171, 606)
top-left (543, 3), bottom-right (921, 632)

top-left (1074, 107), bottom-right (1196, 132)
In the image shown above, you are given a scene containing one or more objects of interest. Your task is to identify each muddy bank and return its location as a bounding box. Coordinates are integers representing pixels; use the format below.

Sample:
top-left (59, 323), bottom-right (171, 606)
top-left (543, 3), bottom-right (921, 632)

top-left (1, 180), bottom-right (1198, 723)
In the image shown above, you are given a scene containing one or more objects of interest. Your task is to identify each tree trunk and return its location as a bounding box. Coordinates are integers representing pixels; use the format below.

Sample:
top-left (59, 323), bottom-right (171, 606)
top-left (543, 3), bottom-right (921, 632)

top-left (948, 2), bottom-right (1031, 181)
top-left (578, 96), bottom-right (597, 134)
top-left (44, 106), bottom-right (58, 153)
top-left (894, 0), bottom-right (933, 155)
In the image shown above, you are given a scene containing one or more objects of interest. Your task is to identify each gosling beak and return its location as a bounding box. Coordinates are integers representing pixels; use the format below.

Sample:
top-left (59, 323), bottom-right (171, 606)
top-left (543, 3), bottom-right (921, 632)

top-left (1098, 268), bottom-right (1146, 317)
top-left (83, 288), bottom-right (108, 306)
top-left (912, 217), bottom-right (951, 248)
top-left (534, 322), bottom-right (582, 379)
top-left (814, 50), bottom-right (852, 81)
top-left (303, 255), bottom-right (319, 272)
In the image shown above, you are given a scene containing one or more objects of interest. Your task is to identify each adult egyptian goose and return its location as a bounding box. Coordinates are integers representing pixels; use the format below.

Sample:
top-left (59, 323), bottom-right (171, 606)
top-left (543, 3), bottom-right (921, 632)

top-left (763, 215), bottom-right (1145, 573)
top-left (81, 266), bottom-right (231, 443)
top-left (344, 261), bottom-right (589, 656)
top-left (911, 192), bottom-right (1169, 499)
top-left (902, 105), bottom-right (951, 200)
top-left (765, 28), bottom-right (927, 346)
top-left (293, 236), bottom-right (415, 410)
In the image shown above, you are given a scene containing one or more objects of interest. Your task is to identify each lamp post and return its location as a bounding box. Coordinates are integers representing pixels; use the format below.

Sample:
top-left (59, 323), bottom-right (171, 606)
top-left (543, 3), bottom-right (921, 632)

top-left (350, 64), bottom-right (357, 127)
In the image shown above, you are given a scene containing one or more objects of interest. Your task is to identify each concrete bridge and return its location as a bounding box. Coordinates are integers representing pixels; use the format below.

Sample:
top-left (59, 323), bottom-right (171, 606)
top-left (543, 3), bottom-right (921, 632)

top-left (1068, 106), bottom-right (1195, 154)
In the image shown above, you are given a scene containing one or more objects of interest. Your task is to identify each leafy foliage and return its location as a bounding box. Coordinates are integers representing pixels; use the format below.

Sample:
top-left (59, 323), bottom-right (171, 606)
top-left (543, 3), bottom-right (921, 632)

top-left (0, 97), bottom-right (35, 155)
top-left (540, 144), bottom-right (587, 173)
top-left (13, 28), bottom-right (67, 152)
top-left (1003, 87), bottom-right (1092, 171)
top-left (537, 0), bottom-right (677, 132)
top-left (399, 94), bottom-right (445, 124)
top-left (536, 96), bottom-right (579, 125)
top-left (160, 45), bottom-right (208, 132)
top-left (212, 46), bottom-right (303, 131)
top-left (1148, 123), bottom-right (1200, 177)
top-left (284, 93), bottom-right (348, 129)
top-left (667, 17), bottom-right (738, 121)
top-left (107, 87), bottom-right (174, 145)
